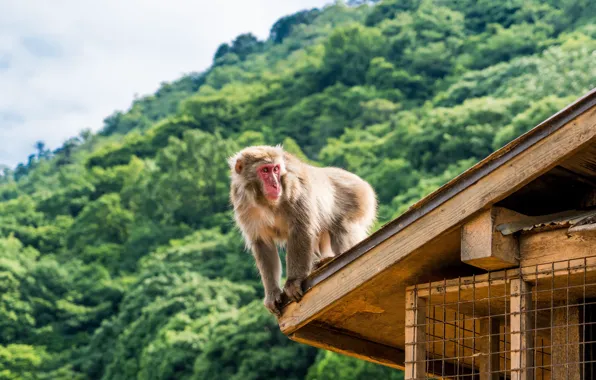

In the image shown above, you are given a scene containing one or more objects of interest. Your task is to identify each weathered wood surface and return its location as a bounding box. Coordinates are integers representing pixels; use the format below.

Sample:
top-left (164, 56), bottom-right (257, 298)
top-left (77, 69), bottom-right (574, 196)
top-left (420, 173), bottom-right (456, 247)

top-left (405, 290), bottom-right (427, 380)
top-left (461, 207), bottom-right (524, 270)
top-left (560, 140), bottom-right (596, 179)
top-left (290, 324), bottom-right (406, 370)
top-left (479, 318), bottom-right (501, 380)
top-left (414, 256), bottom-right (596, 302)
top-left (314, 227), bottom-right (464, 351)
top-left (510, 279), bottom-right (534, 380)
top-left (552, 306), bottom-right (581, 380)
top-left (520, 228), bottom-right (596, 267)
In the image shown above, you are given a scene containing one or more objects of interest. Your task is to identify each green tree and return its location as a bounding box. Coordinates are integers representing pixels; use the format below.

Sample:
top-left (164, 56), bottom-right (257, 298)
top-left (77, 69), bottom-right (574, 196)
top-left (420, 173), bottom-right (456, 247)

top-left (192, 301), bottom-right (318, 380)
top-left (307, 350), bottom-right (405, 380)
top-left (320, 23), bottom-right (388, 87)
top-left (138, 130), bottom-right (238, 228)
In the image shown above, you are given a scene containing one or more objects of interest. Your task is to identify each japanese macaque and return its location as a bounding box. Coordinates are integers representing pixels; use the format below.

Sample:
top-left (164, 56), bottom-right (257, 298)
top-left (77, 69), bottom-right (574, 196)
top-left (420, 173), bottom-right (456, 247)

top-left (228, 145), bottom-right (377, 316)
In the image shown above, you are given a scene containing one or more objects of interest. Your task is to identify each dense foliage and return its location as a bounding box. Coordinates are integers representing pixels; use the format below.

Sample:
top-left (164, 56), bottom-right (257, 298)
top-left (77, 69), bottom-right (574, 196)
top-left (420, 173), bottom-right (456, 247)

top-left (1, 0), bottom-right (595, 378)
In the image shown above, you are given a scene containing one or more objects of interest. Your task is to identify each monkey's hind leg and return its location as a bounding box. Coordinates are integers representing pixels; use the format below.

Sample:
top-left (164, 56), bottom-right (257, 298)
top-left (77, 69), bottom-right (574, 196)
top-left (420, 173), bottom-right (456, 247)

top-left (330, 223), bottom-right (368, 257)
top-left (313, 230), bottom-right (335, 270)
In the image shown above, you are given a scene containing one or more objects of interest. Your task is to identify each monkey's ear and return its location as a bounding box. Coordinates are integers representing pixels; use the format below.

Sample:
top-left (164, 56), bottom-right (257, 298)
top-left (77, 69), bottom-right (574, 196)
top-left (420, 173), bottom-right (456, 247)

top-left (234, 158), bottom-right (244, 174)
top-left (228, 154), bottom-right (243, 174)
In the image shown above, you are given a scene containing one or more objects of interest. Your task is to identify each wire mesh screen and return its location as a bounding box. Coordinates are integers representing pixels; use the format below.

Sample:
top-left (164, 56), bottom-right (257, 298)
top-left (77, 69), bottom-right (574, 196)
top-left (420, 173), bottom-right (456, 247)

top-left (405, 256), bottom-right (596, 380)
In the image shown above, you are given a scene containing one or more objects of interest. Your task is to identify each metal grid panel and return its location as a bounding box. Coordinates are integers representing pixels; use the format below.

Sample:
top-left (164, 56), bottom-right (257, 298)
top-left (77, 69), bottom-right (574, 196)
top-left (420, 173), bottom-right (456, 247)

top-left (405, 256), bottom-right (596, 379)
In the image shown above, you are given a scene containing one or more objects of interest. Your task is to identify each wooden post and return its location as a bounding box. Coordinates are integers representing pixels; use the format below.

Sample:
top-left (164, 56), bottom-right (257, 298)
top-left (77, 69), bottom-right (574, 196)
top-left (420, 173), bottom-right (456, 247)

top-left (479, 317), bottom-right (501, 380)
top-left (405, 289), bottom-right (427, 380)
top-left (510, 279), bottom-right (534, 380)
top-left (552, 305), bottom-right (581, 380)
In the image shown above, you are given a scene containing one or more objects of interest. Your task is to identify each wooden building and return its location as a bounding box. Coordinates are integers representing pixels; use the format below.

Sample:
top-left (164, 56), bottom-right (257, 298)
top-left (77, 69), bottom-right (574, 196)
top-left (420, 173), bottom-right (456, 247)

top-left (278, 88), bottom-right (596, 379)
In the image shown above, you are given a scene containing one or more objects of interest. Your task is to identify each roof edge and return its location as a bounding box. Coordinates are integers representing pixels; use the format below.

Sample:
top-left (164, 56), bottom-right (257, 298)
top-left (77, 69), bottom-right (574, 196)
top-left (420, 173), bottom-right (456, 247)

top-left (304, 87), bottom-right (596, 290)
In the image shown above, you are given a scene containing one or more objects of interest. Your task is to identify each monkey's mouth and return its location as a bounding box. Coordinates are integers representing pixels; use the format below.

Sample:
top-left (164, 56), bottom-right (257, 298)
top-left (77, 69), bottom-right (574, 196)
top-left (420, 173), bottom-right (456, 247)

top-left (264, 184), bottom-right (281, 200)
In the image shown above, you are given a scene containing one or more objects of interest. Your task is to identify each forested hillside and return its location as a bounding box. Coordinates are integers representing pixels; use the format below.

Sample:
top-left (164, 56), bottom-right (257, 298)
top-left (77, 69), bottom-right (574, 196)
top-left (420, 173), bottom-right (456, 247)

top-left (1, 0), bottom-right (595, 378)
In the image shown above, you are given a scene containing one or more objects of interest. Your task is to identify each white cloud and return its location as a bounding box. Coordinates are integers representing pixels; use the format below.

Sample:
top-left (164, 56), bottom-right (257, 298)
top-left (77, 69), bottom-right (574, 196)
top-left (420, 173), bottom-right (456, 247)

top-left (0, 0), bottom-right (332, 167)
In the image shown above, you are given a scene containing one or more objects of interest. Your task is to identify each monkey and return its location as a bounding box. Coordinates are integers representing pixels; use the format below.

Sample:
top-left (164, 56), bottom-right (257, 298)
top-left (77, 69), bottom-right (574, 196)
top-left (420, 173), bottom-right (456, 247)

top-left (228, 145), bottom-right (377, 316)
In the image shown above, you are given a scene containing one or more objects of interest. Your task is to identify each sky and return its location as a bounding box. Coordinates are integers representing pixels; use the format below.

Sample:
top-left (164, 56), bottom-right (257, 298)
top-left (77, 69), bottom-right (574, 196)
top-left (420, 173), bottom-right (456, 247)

top-left (0, 0), bottom-right (333, 168)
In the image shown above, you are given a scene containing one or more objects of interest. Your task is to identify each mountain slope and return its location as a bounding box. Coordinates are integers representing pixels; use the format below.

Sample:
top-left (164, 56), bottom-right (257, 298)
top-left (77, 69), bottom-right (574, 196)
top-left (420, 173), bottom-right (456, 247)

top-left (0, 1), bottom-right (595, 379)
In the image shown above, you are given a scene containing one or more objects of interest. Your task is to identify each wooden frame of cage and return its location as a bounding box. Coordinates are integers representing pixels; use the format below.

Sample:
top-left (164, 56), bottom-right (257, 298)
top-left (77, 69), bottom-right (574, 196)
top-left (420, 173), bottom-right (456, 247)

top-left (405, 256), bottom-right (596, 380)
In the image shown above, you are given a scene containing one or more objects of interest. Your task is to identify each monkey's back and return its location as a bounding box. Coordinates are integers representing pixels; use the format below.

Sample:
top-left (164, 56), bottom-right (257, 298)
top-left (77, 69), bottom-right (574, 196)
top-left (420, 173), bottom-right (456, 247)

top-left (304, 164), bottom-right (377, 235)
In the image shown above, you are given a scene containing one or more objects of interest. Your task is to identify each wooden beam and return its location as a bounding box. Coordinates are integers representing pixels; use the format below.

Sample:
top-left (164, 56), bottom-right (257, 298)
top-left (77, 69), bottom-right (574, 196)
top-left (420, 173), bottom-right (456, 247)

top-left (413, 255), bottom-right (596, 300)
top-left (278, 106), bottom-right (596, 335)
top-left (520, 228), bottom-right (596, 267)
top-left (479, 317), bottom-right (501, 380)
top-left (405, 289), bottom-right (427, 380)
top-left (510, 279), bottom-right (534, 380)
top-left (292, 317), bottom-right (472, 378)
top-left (552, 305), bottom-right (581, 380)
top-left (461, 207), bottom-right (524, 270)
top-left (560, 140), bottom-right (596, 180)
top-left (290, 324), bottom-right (406, 371)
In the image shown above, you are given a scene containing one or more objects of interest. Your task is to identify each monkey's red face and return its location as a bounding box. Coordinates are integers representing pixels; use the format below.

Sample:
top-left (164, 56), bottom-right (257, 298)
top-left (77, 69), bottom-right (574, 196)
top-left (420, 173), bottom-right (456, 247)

top-left (257, 163), bottom-right (282, 200)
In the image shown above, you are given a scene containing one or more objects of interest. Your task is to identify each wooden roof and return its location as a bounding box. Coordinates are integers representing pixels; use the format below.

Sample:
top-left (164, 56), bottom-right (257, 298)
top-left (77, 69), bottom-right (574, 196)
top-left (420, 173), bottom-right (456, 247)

top-left (277, 88), bottom-right (596, 370)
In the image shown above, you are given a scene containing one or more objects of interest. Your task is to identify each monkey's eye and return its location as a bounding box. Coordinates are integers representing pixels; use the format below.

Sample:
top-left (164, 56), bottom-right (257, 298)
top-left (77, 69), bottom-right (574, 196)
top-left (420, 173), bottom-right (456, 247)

top-left (262, 167), bottom-right (269, 173)
top-left (273, 166), bottom-right (279, 173)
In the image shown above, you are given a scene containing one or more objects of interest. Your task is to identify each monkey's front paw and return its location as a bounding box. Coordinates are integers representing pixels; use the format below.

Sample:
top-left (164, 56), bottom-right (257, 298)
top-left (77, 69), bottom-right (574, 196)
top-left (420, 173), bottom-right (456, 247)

top-left (264, 288), bottom-right (283, 317)
top-left (283, 278), bottom-right (304, 302)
